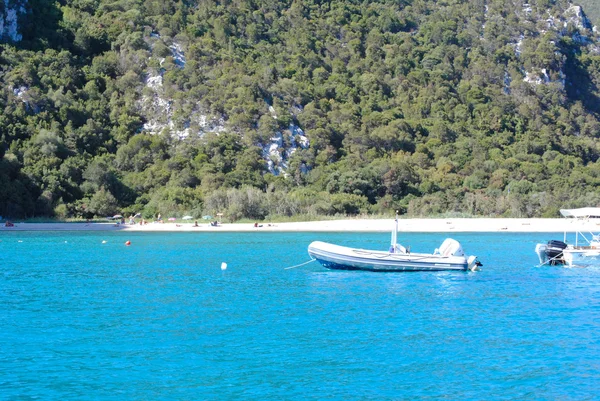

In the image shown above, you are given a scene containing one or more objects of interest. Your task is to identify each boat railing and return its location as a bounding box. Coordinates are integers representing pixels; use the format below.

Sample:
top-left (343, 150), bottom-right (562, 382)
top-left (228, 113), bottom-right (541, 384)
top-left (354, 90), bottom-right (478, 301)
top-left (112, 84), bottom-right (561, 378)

top-left (571, 230), bottom-right (600, 247)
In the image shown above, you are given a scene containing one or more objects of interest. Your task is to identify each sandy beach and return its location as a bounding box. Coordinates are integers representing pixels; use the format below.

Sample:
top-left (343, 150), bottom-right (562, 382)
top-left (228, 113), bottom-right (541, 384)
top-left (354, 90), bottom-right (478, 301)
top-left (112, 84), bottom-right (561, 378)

top-left (2, 218), bottom-right (599, 233)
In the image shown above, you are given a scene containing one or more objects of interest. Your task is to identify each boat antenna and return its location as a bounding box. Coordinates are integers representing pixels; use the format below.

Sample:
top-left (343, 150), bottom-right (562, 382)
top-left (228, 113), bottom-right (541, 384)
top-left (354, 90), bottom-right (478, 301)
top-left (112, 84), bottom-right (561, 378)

top-left (391, 210), bottom-right (399, 250)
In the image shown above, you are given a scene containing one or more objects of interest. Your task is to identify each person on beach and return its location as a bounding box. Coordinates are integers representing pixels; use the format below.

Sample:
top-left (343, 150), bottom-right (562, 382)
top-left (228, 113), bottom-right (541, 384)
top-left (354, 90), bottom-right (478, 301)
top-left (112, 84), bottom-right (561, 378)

top-left (194, 220), bottom-right (199, 227)
top-left (4, 221), bottom-right (14, 227)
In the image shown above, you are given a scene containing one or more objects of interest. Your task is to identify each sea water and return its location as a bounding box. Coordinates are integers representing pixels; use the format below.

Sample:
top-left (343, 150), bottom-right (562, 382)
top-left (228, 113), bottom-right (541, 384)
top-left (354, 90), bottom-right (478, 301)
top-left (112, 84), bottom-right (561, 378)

top-left (1, 231), bottom-right (599, 400)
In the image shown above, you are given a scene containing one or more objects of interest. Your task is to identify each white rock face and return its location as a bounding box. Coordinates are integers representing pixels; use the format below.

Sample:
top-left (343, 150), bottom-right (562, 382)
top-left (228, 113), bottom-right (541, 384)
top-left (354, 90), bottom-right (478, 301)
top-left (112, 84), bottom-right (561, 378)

top-left (0, 0), bottom-right (27, 42)
top-left (13, 85), bottom-right (27, 99)
top-left (564, 5), bottom-right (592, 31)
top-left (145, 74), bottom-right (163, 90)
top-left (523, 67), bottom-right (566, 87)
top-left (169, 42), bottom-right (186, 67)
top-left (523, 68), bottom-right (550, 85)
top-left (262, 123), bottom-right (309, 176)
top-left (142, 33), bottom-right (310, 174)
top-left (10, 84), bottom-right (40, 112)
top-left (141, 34), bottom-right (224, 138)
top-left (268, 105), bottom-right (277, 119)
top-left (513, 34), bottom-right (525, 57)
top-left (512, 3), bottom-right (598, 89)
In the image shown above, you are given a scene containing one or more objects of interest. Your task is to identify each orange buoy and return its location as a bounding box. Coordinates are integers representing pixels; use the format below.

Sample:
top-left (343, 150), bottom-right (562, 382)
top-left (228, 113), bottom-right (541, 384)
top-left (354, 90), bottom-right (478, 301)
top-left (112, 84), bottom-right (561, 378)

top-left (125, 240), bottom-right (131, 246)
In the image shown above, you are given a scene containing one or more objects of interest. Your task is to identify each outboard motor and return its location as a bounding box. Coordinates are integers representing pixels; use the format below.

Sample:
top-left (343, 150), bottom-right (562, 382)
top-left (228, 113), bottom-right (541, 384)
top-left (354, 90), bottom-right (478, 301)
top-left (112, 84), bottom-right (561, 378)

top-left (535, 243), bottom-right (548, 264)
top-left (467, 255), bottom-right (482, 271)
top-left (546, 240), bottom-right (567, 265)
top-left (438, 238), bottom-right (465, 257)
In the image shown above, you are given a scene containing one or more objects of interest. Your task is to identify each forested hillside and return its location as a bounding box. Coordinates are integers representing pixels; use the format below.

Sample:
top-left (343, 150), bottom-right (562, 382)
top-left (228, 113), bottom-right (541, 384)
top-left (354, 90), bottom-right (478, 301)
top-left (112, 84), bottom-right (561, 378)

top-left (1, 0), bottom-right (600, 220)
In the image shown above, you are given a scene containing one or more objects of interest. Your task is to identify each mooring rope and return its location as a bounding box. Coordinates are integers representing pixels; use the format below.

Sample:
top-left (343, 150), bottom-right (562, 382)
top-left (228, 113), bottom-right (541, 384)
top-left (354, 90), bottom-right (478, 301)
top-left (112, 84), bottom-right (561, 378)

top-left (284, 258), bottom-right (316, 270)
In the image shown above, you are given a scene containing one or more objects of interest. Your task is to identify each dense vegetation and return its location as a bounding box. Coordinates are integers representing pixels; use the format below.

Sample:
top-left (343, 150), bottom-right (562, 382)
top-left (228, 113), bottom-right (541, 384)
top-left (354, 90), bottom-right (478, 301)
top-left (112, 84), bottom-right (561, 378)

top-left (1, 0), bottom-right (600, 221)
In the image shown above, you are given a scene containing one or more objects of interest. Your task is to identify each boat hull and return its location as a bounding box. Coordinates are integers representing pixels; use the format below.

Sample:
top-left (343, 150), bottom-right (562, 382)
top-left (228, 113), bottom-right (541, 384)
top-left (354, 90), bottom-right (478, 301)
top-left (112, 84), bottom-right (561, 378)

top-left (563, 248), bottom-right (600, 267)
top-left (308, 241), bottom-right (470, 272)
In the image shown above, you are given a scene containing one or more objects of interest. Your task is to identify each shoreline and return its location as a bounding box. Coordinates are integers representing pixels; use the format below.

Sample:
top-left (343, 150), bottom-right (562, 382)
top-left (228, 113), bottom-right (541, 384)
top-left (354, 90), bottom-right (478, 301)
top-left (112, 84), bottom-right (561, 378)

top-left (1, 218), bottom-right (599, 233)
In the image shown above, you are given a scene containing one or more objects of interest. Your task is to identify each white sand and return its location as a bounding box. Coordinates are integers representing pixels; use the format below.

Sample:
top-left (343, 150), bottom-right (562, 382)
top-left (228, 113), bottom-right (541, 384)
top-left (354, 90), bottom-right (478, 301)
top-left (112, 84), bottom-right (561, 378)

top-left (2, 218), bottom-right (599, 232)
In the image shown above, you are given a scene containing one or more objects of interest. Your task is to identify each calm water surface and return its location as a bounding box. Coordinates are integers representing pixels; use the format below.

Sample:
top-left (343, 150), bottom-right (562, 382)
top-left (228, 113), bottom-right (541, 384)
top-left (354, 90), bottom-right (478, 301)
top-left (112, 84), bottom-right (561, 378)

top-left (1, 231), bottom-right (599, 400)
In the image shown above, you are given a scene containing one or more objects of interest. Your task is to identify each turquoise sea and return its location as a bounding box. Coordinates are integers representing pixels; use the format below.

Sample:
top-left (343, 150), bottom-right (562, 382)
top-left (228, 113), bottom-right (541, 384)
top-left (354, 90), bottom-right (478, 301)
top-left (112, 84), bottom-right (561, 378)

top-left (1, 231), bottom-right (599, 400)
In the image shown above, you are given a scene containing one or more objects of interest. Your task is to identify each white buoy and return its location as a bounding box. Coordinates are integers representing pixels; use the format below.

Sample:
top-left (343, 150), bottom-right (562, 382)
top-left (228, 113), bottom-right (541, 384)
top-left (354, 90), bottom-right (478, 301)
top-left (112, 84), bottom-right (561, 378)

top-left (221, 262), bottom-right (227, 271)
top-left (102, 240), bottom-right (107, 244)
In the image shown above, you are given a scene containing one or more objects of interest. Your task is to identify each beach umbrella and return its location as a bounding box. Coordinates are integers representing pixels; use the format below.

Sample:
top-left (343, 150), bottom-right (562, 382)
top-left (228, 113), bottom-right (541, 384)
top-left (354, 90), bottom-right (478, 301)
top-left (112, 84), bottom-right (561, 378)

top-left (113, 214), bottom-right (123, 219)
top-left (182, 215), bottom-right (193, 220)
top-left (168, 217), bottom-right (176, 221)
top-left (202, 215), bottom-right (212, 220)
top-left (134, 213), bottom-right (141, 218)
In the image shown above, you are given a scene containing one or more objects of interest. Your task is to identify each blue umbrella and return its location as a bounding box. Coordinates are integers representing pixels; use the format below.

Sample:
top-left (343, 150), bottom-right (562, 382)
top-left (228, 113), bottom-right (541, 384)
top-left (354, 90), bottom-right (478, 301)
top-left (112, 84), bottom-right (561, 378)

top-left (202, 215), bottom-right (212, 220)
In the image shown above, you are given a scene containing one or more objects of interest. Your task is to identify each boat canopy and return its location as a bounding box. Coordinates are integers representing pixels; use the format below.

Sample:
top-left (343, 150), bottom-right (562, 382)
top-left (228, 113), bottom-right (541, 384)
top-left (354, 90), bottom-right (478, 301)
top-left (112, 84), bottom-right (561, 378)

top-left (560, 208), bottom-right (600, 218)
